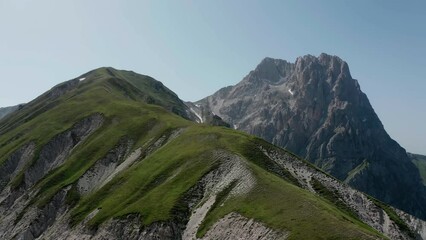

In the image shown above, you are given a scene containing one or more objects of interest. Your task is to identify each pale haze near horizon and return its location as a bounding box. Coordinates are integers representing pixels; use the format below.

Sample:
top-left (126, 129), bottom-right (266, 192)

top-left (0, 0), bottom-right (425, 155)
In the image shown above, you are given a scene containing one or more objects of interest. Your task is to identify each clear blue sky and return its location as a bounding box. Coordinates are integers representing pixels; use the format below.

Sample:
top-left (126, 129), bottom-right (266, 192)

top-left (0, 0), bottom-right (425, 154)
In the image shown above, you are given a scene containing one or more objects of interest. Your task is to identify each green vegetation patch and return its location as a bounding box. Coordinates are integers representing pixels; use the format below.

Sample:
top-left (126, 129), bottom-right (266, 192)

top-left (344, 159), bottom-right (369, 184)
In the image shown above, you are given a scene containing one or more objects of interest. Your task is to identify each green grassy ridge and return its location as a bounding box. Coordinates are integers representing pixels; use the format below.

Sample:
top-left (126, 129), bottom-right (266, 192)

top-left (344, 159), bottom-right (369, 184)
top-left (196, 136), bottom-right (384, 239)
top-left (0, 72), bottom-right (189, 181)
top-left (34, 103), bottom-right (189, 207)
top-left (196, 159), bottom-right (384, 240)
top-left (0, 71), bottom-right (387, 239)
top-left (85, 67), bottom-right (189, 118)
top-left (2, 75), bottom-right (193, 224)
top-left (69, 125), bottom-right (384, 239)
top-left (0, 82), bottom-right (96, 166)
top-left (0, 80), bottom-right (79, 136)
top-left (0, 67), bottom-right (189, 167)
top-left (71, 126), bottom-right (230, 227)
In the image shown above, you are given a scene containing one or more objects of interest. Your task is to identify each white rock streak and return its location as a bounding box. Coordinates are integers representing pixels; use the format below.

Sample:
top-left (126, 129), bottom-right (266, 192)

top-left (190, 108), bottom-right (203, 123)
top-left (182, 152), bottom-right (256, 240)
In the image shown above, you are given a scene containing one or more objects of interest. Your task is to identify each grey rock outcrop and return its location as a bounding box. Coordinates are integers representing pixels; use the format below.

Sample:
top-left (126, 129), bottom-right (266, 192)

top-left (0, 113), bottom-right (104, 221)
top-left (201, 212), bottom-right (287, 240)
top-left (0, 142), bottom-right (35, 192)
top-left (76, 138), bottom-right (134, 195)
top-left (196, 53), bottom-right (426, 219)
top-left (25, 113), bottom-right (104, 187)
top-left (16, 186), bottom-right (71, 240)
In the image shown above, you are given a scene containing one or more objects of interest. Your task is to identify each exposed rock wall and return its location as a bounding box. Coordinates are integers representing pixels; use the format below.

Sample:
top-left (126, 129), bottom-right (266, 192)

top-left (0, 113), bottom-right (104, 237)
top-left (201, 212), bottom-right (287, 240)
top-left (0, 142), bottom-right (35, 192)
top-left (77, 138), bottom-right (134, 195)
top-left (25, 113), bottom-right (104, 187)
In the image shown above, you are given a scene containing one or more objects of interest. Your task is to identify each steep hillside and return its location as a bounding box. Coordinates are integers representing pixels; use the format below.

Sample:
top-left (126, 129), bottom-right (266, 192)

top-left (196, 54), bottom-right (426, 220)
top-left (0, 67), bottom-right (197, 138)
top-left (0, 68), bottom-right (425, 239)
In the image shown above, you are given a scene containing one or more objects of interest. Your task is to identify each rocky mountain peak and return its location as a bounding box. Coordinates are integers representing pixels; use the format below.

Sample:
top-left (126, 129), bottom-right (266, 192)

top-left (196, 53), bottom-right (426, 220)
top-left (253, 57), bottom-right (294, 83)
top-left (294, 53), bottom-right (352, 85)
top-left (241, 54), bottom-right (353, 94)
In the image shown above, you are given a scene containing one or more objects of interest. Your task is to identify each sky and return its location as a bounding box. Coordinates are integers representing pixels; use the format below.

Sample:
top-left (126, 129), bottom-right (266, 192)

top-left (0, 0), bottom-right (425, 154)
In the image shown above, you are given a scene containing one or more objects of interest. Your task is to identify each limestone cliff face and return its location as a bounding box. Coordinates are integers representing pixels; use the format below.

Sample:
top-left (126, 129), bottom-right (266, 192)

top-left (197, 53), bottom-right (426, 219)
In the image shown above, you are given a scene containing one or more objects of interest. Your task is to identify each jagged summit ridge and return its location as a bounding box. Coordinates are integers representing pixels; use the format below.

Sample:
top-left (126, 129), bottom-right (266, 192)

top-left (252, 57), bottom-right (294, 83)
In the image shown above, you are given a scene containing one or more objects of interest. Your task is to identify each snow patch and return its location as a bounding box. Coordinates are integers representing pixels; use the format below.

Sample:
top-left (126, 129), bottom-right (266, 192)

top-left (79, 77), bottom-right (86, 81)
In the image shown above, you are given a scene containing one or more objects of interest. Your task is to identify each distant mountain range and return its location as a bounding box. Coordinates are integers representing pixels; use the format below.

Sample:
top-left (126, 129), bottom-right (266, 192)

top-left (0, 57), bottom-right (425, 239)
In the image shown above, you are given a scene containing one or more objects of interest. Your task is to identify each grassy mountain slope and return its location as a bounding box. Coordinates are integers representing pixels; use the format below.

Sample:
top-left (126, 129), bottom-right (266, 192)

top-left (0, 68), bottom-right (422, 239)
top-left (0, 67), bottom-right (190, 138)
